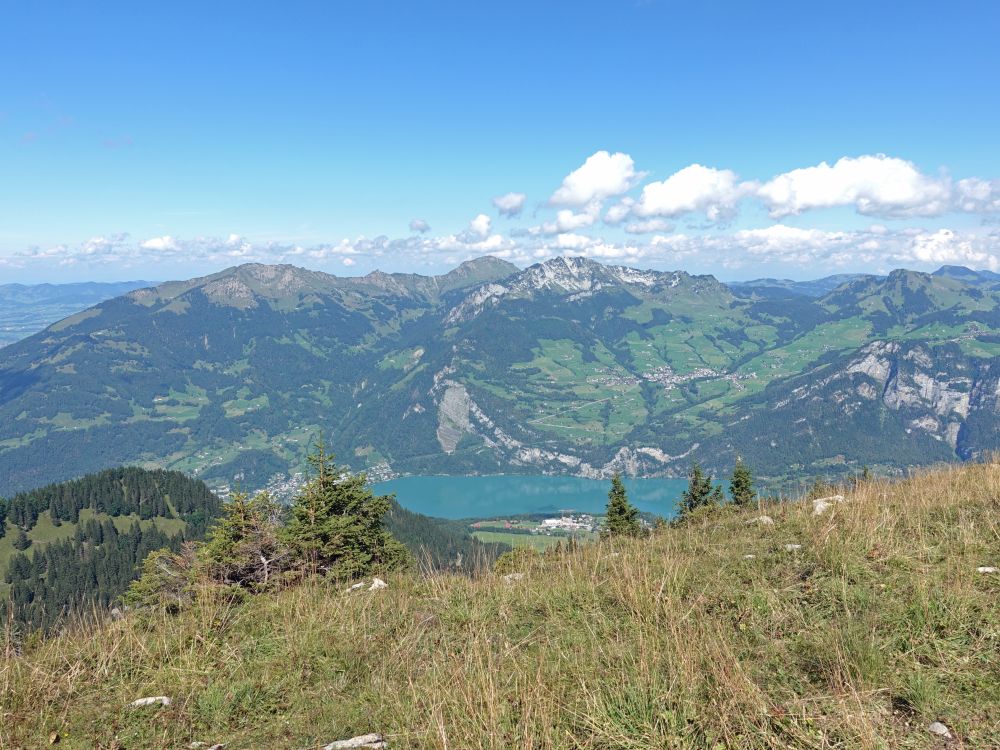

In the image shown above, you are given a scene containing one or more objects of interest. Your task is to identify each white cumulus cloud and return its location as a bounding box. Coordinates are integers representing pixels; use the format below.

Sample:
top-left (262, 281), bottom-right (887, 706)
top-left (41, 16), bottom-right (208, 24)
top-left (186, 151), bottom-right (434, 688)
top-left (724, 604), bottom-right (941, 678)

top-left (140, 235), bottom-right (179, 251)
top-left (757, 154), bottom-right (951, 218)
top-left (907, 228), bottom-right (999, 270)
top-left (492, 192), bottom-right (527, 217)
top-left (954, 178), bottom-right (1000, 213)
top-left (409, 218), bottom-right (431, 233)
top-left (468, 214), bottom-right (492, 238)
top-left (603, 198), bottom-right (634, 225)
top-left (550, 150), bottom-right (643, 208)
top-left (634, 164), bottom-right (748, 222)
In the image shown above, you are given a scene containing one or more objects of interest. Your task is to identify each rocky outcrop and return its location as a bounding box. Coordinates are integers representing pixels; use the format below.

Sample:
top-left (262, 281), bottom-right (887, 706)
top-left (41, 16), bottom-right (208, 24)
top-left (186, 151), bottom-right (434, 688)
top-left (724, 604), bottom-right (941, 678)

top-left (793, 340), bottom-right (994, 452)
top-left (445, 256), bottom-right (694, 323)
top-left (436, 384), bottom-right (472, 453)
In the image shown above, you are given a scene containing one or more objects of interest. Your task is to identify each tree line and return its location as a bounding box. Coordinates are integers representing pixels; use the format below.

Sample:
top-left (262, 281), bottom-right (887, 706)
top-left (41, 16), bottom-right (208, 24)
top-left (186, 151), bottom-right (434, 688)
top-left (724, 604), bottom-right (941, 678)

top-left (603, 458), bottom-right (757, 538)
top-left (124, 441), bottom-right (411, 610)
top-left (0, 466), bottom-right (221, 538)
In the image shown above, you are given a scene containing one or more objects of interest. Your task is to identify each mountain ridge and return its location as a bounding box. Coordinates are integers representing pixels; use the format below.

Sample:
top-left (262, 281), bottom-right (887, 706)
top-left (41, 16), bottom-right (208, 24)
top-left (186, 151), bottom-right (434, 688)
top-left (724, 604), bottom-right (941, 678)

top-left (1, 256), bottom-right (999, 496)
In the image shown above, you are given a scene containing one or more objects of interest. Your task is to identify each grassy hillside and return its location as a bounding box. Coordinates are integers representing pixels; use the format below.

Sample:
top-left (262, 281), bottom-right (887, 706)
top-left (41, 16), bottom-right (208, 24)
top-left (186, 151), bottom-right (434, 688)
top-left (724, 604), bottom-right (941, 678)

top-left (2, 461), bottom-right (998, 748)
top-left (4, 257), bottom-right (1000, 497)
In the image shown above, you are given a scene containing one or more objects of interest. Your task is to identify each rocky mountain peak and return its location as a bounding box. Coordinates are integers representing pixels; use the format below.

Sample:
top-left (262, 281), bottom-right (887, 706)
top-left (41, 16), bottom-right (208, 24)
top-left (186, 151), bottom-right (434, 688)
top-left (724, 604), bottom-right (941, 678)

top-left (444, 256), bottom-right (700, 324)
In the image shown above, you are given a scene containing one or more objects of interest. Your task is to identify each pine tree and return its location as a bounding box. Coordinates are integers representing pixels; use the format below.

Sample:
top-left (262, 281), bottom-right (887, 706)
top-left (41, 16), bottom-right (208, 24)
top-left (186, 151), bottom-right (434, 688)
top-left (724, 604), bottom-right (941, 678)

top-left (679, 462), bottom-right (719, 516)
top-left (283, 440), bottom-right (410, 579)
top-left (729, 458), bottom-right (756, 507)
top-left (603, 472), bottom-right (642, 537)
top-left (203, 490), bottom-right (289, 588)
top-left (11, 527), bottom-right (30, 551)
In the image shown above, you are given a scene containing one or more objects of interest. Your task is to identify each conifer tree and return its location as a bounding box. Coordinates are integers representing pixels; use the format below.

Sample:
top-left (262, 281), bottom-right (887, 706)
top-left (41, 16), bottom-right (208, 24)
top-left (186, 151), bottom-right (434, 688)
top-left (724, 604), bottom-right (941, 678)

top-left (203, 489), bottom-right (288, 588)
top-left (679, 462), bottom-right (719, 516)
top-left (283, 440), bottom-right (410, 579)
top-left (729, 458), bottom-right (756, 507)
top-left (11, 527), bottom-right (30, 551)
top-left (604, 472), bottom-right (641, 537)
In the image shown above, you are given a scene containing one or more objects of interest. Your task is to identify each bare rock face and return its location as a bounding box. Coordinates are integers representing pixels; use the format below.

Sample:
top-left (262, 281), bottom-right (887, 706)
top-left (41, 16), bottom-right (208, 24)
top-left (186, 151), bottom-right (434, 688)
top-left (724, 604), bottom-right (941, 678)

top-left (203, 278), bottom-right (259, 308)
top-left (846, 342), bottom-right (898, 382)
top-left (444, 256), bottom-right (689, 323)
top-left (436, 384), bottom-right (472, 453)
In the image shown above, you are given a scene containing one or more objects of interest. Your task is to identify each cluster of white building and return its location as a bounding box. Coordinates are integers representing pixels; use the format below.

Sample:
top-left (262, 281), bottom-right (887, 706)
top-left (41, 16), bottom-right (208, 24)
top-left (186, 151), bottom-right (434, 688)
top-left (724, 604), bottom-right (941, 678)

top-left (534, 514), bottom-right (595, 534)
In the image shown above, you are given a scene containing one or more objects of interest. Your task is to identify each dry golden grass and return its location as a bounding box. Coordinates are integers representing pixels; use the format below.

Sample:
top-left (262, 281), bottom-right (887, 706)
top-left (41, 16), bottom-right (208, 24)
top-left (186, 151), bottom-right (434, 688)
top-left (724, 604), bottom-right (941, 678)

top-left (2, 461), bottom-right (999, 749)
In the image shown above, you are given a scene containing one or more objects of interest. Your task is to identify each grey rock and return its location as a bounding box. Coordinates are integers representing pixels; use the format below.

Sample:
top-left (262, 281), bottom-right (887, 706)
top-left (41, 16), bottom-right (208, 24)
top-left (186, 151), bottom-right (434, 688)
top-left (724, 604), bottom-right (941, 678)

top-left (784, 544), bottom-right (803, 552)
top-left (927, 721), bottom-right (953, 739)
top-left (977, 566), bottom-right (998, 573)
top-left (746, 515), bottom-right (774, 526)
top-left (129, 696), bottom-right (172, 708)
top-left (502, 572), bottom-right (525, 583)
top-left (436, 384), bottom-right (472, 453)
top-left (324, 733), bottom-right (388, 749)
top-left (812, 495), bottom-right (845, 516)
top-left (368, 577), bottom-right (388, 591)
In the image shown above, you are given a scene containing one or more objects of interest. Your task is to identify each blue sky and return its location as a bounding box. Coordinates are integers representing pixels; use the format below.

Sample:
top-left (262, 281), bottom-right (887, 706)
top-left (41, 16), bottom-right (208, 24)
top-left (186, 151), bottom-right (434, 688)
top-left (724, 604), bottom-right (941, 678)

top-left (1, 0), bottom-right (998, 282)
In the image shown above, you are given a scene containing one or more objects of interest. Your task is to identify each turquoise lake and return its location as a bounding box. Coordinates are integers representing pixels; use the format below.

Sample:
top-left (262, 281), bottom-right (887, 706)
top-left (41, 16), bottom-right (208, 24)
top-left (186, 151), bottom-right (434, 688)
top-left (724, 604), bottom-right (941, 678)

top-left (372, 475), bottom-right (688, 520)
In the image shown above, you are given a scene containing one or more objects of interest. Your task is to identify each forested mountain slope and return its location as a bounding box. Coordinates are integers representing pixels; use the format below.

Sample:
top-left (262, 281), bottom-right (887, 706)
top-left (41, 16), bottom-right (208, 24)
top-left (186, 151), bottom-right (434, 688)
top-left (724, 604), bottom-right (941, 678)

top-left (1, 256), bottom-right (999, 496)
top-left (0, 467), bottom-right (221, 631)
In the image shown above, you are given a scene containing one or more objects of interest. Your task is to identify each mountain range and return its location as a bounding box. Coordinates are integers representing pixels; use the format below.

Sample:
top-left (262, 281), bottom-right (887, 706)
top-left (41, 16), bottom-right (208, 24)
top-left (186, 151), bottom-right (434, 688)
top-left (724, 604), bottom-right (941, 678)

top-left (1, 256), bottom-right (999, 497)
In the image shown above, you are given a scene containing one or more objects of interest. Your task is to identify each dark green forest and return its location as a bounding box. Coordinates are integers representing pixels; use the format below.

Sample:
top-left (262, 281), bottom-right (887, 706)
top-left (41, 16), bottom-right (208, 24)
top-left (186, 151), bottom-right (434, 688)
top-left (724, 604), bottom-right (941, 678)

top-left (0, 467), bottom-right (221, 632)
top-left (0, 464), bottom-right (506, 632)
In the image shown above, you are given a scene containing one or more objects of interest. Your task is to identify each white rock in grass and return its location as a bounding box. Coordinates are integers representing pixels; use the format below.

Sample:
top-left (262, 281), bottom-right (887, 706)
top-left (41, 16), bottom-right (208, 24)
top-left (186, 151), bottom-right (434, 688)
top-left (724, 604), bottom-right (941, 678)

top-left (368, 577), bottom-right (388, 591)
top-left (784, 544), bottom-right (803, 552)
top-left (746, 515), bottom-right (774, 526)
top-left (502, 572), bottom-right (525, 583)
top-left (742, 554), bottom-right (756, 559)
top-left (927, 721), bottom-right (953, 739)
top-left (977, 566), bottom-right (998, 574)
top-left (812, 494), bottom-right (845, 516)
top-left (346, 581), bottom-right (366, 592)
top-left (129, 696), bottom-right (172, 708)
top-left (324, 734), bottom-right (388, 749)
